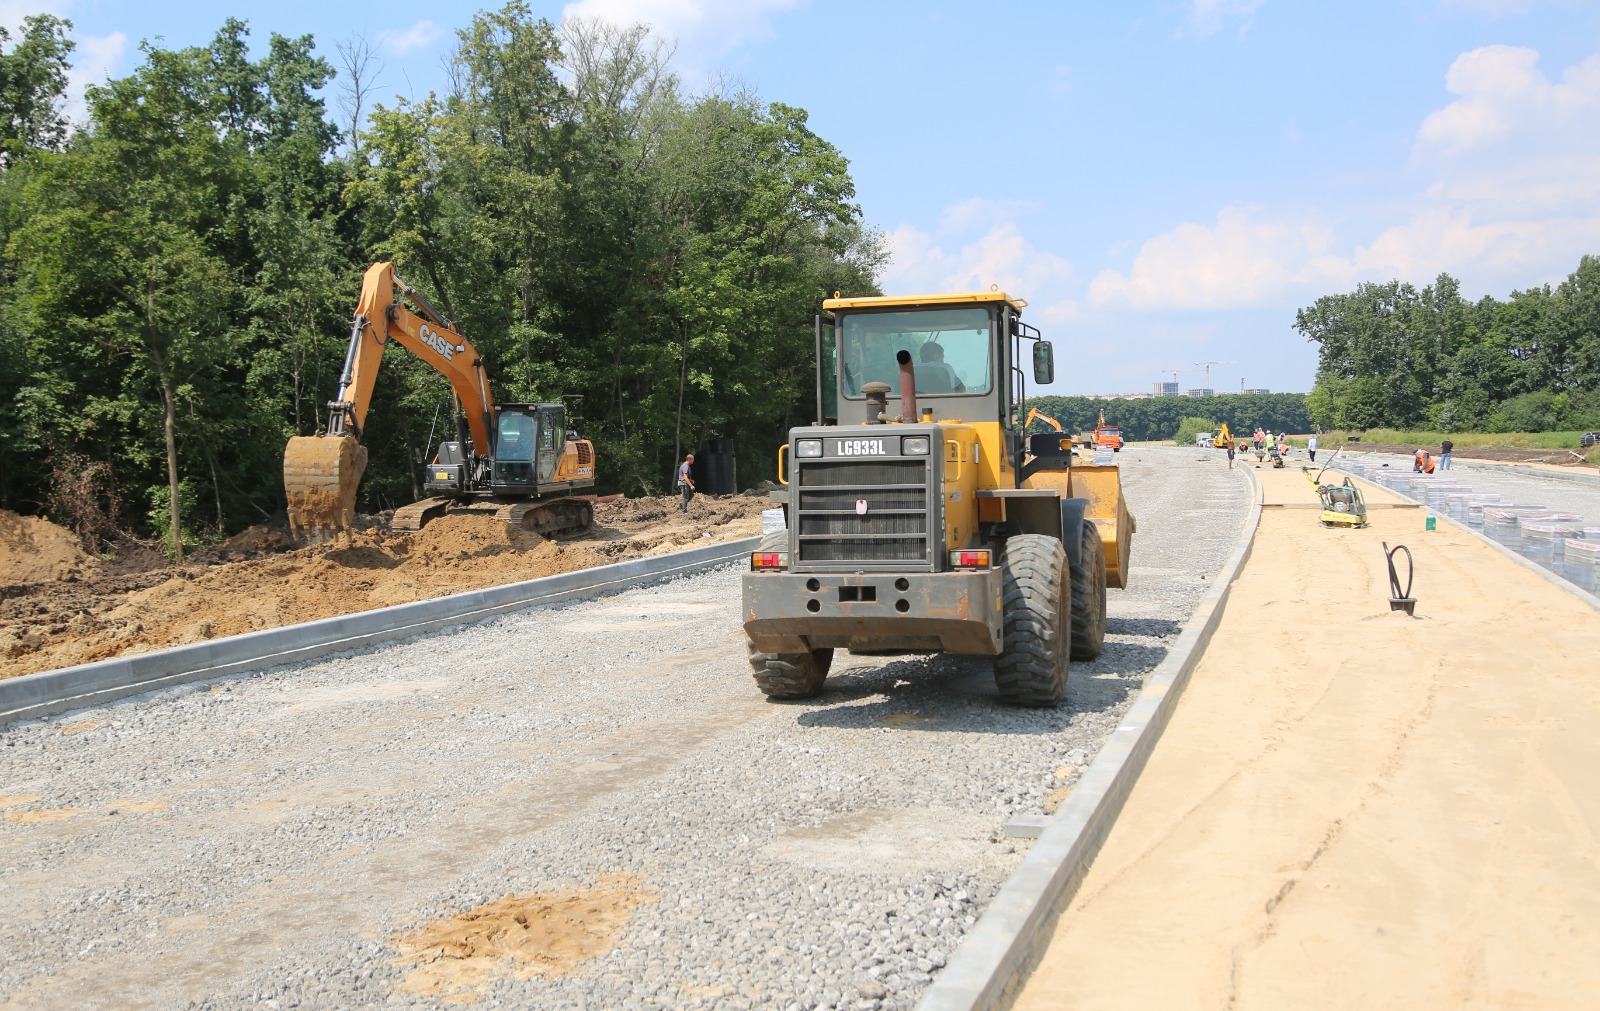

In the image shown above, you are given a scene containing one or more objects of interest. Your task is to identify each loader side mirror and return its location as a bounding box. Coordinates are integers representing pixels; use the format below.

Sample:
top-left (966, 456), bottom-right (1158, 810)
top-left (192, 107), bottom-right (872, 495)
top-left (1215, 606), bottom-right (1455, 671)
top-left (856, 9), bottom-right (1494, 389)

top-left (1033, 341), bottom-right (1055, 385)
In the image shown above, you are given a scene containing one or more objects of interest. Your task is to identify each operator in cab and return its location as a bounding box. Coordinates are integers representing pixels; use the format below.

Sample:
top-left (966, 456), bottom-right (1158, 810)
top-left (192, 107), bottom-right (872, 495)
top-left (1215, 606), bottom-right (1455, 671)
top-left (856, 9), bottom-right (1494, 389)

top-left (916, 341), bottom-right (966, 393)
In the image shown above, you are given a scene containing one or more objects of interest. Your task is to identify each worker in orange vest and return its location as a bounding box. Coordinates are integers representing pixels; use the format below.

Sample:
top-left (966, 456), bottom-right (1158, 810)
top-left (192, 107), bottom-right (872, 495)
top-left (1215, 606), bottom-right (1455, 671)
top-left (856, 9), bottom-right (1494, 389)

top-left (1413, 448), bottom-right (1435, 474)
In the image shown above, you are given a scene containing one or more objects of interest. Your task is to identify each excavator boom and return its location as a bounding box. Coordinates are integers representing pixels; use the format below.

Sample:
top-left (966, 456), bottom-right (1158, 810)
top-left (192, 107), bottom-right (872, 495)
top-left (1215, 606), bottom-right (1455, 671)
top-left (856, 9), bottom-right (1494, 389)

top-left (285, 263), bottom-right (495, 541)
top-left (1024, 407), bottom-right (1064, 432)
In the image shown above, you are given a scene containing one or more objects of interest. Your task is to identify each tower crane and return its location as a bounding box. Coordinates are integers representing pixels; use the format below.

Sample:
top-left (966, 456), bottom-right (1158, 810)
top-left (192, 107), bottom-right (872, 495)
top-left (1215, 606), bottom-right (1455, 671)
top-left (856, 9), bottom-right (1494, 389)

top-left (1193, 360), bottom-right (1236, 390)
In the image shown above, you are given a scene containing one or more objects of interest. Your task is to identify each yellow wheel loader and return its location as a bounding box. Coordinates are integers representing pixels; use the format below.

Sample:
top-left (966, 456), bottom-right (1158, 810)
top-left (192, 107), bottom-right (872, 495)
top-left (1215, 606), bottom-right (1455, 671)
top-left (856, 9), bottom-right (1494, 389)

top-left (743, 290), bottom-right (1136, 707)
top-left (283, 262), bottom-right (597, 542)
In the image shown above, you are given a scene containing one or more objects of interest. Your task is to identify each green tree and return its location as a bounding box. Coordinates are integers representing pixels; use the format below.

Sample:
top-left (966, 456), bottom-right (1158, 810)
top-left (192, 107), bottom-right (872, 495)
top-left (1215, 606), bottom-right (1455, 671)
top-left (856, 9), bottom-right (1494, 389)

top-left (0, 14), bottom-right (74, 168)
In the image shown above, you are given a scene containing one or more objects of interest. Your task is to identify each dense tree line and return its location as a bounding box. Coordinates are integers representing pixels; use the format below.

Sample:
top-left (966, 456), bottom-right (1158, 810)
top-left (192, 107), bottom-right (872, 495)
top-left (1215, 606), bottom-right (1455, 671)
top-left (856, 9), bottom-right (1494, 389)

top-left (0, 7), bottom-right (880, 555)
top-left (1023, 393), bottom-right (1311, 442)
top-left (1297, 258), bottom-right (1600, 434)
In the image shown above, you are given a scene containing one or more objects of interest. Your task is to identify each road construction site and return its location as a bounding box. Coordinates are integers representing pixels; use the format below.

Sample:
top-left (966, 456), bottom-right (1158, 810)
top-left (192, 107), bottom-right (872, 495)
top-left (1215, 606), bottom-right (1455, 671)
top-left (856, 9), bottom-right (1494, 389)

top-left (0, 447), bottom-right (1243, 1009)
top-left (2, 446), bottom-right (1597, 1010)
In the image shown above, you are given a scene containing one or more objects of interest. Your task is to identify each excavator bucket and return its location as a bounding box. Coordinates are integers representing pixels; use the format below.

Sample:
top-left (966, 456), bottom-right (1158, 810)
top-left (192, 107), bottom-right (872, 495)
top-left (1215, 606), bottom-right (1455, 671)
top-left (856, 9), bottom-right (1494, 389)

top-left (283, 435), bottom-right (368, 543)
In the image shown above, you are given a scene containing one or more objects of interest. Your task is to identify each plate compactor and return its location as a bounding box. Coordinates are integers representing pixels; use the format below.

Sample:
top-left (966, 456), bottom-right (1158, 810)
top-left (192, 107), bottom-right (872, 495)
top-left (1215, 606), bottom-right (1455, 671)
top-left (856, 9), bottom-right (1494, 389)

top-left (1304, 451), bottom-right (1369, 529)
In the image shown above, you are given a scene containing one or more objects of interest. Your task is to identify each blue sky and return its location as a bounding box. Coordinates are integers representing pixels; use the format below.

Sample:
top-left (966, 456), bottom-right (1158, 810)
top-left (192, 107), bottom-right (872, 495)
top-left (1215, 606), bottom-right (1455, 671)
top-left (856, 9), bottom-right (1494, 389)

top-left (14, 0), bottom-right (1600, 395)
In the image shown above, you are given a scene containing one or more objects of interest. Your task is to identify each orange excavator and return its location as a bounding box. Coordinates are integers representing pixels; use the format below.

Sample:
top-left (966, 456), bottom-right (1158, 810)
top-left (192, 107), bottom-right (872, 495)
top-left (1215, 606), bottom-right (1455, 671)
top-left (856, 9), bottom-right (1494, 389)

top-left (283, 262), bottom-right (597, 542)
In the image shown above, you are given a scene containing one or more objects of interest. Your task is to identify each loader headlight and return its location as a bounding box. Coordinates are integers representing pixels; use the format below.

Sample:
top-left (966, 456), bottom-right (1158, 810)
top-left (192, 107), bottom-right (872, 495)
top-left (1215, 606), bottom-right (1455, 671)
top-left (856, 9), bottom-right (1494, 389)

top-left (795, 438), bottom-right (823, 458)
top-left (901, 436), bottom-right (930, 455)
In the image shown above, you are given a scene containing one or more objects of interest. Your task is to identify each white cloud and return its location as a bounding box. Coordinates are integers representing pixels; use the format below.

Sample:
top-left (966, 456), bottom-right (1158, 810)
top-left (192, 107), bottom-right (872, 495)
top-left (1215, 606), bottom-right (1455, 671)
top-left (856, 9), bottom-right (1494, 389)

top-left (885, 221), bottom-right (1073, 299)
top-left (1412, 45), bottom-right (1600, 155)
top-left (883, 202), bottom-right (1077, 342)
top-left (936, 197), bottom-right (1039, 236)
top-left (1092, 44), bottom-right (1600, 311)
top-left (64, 31), bottom-right (126, 125)
top-left (1089, 205), bottom-right (1340, 310)
top-left (1188, 0), bottom-right (1266, 35)
top-left (377, 20), bottom-right (444, 57)
top-left (561, 0), bottom-right (803, 65)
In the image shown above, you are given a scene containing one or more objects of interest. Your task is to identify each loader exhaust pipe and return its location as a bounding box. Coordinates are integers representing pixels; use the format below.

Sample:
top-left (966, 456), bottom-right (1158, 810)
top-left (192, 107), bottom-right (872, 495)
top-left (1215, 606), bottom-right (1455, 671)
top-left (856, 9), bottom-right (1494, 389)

top-left (896, 349), bottom-right (918, 424)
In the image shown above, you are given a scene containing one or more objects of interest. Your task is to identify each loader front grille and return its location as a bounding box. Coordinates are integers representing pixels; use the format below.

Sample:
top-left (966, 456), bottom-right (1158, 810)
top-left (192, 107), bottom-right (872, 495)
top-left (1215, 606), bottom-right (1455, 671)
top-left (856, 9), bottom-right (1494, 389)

top-left (794, 459), bottom-right (934, 568)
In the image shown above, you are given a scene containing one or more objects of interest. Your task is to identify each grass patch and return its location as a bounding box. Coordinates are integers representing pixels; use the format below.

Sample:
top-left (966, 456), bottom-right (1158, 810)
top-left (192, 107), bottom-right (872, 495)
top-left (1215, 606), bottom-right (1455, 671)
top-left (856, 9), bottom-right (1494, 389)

top-left (1307, 429), bottom-right (1592, 450)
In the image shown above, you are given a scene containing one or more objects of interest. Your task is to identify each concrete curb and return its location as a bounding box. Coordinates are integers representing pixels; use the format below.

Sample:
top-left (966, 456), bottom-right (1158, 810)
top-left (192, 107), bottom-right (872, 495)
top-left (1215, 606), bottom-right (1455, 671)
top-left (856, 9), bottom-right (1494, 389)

top-left (0, 535), bottom-right (762, 727)
top-left (916, 460), bottom-right (1264, 1011)
top-left (1349, 476), bottom-right (1600, 613)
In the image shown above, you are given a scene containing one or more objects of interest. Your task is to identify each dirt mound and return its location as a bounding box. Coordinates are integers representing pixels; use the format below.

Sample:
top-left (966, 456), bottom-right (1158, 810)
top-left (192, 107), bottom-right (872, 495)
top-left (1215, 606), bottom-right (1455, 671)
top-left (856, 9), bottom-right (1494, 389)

top-left (406, 513), bottom-right (549, 559)
top-left (212, 522), bottom-right (297, 558)
top-left (393, 875), bottom-right (654, 1002)
top-left (0, 494), bottom-right (767, 680)
top-left (0, 511), bottom-right (96, 586)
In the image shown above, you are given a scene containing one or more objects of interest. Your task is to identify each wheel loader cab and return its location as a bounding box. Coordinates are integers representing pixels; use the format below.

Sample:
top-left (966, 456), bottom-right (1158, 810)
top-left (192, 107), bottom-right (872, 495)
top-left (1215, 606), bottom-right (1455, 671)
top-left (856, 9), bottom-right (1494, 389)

top-left (835, 305), bottom-right (998, 424)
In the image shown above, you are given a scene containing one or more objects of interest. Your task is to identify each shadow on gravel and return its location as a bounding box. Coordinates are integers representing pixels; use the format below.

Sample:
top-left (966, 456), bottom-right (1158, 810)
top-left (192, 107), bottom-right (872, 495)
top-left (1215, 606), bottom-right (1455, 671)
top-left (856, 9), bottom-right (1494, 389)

top-left (794, 696), bottom-right (1077, 735)
top-left (1106, 617), bottom-right (1182, 638)
top-left (1071, 641), bottom-right (1172, 680)
top-left (775, 653), bottom-right (1154, 734)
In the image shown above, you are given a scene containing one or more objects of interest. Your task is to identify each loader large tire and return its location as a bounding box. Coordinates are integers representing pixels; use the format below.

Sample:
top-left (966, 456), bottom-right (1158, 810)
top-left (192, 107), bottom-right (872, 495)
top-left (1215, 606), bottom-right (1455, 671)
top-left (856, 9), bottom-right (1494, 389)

top-left (993, 534), bottom-right (1069, 707)
top-left (748, 643), bottom-right (834, 699)
top-left (746, 527), bottom-right (833, 699)
top-left (1070, 520), bottom-right (1108, 661)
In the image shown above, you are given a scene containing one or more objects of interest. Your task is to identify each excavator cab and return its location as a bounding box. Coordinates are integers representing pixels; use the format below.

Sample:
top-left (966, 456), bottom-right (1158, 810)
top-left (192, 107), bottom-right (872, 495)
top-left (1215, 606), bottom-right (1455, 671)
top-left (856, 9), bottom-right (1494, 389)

top-left (488, 404), bottom-right (566, 492)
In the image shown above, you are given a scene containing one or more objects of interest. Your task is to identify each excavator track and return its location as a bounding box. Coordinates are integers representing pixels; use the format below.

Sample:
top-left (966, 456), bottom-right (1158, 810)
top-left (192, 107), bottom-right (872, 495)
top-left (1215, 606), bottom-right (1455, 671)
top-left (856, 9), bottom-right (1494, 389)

top-left (389, 497), bottom-right (452, 532)
top-left (388, 496), bottom-right (595, 536)
top-left (495, 497), bottom-right (595, 536)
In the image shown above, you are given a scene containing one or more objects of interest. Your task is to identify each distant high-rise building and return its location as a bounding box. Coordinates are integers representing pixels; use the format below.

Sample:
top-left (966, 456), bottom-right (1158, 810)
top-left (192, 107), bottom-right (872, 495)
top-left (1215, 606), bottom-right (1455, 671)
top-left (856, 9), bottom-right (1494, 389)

top-left (1152, 381), bottom-right (1179, 397)
top-left (1183, 388), bottom-right (1215, 397)
top-left (1243, 387), bottom-right (1271, 395)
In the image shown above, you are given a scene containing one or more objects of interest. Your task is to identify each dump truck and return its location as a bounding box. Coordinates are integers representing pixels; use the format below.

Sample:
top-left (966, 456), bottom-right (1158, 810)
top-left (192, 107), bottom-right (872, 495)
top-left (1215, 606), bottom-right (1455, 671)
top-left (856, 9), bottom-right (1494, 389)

top-left (1092, 410), bottom-right (1123, 452)
top-left (283, 262), bottom-right (597, 542)
top-left (742, 289), bottom-right (1136, 707)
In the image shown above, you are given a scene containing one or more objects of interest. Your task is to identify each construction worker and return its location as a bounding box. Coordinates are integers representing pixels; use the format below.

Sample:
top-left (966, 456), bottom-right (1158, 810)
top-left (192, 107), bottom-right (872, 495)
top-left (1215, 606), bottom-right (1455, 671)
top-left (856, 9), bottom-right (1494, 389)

top-left (1308, 433), bottom-right (1318, 462)
top-left (678, 452), bottom-right (697, 511)
top-left (1413, 448), bottom-right (1435, 474)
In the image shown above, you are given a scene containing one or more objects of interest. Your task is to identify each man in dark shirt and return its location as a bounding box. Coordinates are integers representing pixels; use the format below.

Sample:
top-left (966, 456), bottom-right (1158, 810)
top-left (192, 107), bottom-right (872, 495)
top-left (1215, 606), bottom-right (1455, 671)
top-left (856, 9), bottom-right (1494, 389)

top-left (1440, 438), bottom-right (1454, 471)
top-left (678, 453), bottom-right (696, 512)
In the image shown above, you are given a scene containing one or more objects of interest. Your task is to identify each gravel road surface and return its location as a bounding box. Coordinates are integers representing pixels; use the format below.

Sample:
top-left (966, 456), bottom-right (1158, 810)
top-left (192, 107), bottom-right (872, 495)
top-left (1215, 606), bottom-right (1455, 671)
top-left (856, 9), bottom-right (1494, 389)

top-left (0, 446), bottom-right (1248, 1010)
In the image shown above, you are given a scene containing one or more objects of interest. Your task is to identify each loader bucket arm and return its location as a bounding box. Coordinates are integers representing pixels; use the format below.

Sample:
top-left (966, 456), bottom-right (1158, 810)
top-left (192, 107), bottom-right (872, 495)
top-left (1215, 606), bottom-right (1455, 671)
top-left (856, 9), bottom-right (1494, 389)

top-left (284, 262), bottom-right (496, 542)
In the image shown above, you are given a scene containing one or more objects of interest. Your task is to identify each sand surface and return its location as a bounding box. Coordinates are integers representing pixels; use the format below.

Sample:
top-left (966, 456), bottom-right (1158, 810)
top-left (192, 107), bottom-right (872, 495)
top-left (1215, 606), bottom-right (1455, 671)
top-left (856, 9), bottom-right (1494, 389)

top-left (1014, 463), bottom-right (1600, 1011)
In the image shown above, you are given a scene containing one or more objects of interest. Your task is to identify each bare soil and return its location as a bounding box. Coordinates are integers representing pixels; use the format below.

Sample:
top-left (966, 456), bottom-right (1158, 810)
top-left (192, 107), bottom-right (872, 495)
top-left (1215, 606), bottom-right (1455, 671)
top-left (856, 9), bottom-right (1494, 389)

top-left (0, 511), bottom-right (97, 585)
top-left (392, 875), bottom-right (655, 1003)
top-left (0, 495), bottom-right (769, 681)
